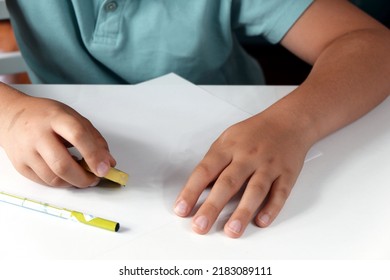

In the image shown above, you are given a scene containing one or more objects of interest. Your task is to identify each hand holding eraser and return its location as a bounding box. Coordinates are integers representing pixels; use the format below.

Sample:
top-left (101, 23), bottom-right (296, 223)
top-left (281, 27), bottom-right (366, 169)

top-left (79, 159), bottom-right (129, 186)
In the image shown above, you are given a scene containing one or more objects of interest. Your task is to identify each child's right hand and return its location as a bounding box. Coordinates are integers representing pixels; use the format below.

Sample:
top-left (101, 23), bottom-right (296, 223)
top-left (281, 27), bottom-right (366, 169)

top-left (0, 85), bottom-right (116, 188)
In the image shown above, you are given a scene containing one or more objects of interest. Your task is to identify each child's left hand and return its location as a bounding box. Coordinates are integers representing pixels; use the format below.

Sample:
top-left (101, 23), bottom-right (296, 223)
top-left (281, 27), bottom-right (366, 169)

top-left (174, 103), bottom-right (315, 238)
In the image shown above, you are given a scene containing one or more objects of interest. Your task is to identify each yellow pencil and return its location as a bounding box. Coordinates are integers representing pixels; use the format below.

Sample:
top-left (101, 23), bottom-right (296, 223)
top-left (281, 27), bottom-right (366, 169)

top-left (0, 191), bottom-right (120, 232)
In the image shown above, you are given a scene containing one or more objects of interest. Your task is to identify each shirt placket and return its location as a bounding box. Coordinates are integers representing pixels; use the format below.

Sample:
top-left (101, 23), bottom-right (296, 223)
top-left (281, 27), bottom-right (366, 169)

top-left (93, 0), bottom-right (126, 45)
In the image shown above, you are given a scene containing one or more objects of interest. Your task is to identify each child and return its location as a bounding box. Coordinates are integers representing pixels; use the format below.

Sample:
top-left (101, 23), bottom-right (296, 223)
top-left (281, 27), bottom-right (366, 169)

top-left (1, 0), bottom-right (389, 238)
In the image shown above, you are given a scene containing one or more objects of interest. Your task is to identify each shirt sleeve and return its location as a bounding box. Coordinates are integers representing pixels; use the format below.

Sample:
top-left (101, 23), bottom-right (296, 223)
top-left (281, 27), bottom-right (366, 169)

top-left (231, 0), bottom-right (314, 44)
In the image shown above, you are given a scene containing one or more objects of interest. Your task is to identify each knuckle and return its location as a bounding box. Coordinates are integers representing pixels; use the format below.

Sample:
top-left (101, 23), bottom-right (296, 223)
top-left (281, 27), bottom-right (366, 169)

top-left (67, 124), bottom-right (86, 144)
top-left (245, 147), bottom-right (259, 156)
top-left (246, 181), bottom-right (269, 197)
top-left (50, 158), bottom-right (71, 177)
top-left (218, 175), bottom-right (240, 191)
top-left (13, 161), bottom-right (29, 175)
top-left (265, 156), bottom-right (275, 165)
top-left (214, 129), bottom-right (238, 148)
top-left (203, 202), bottom-right (220, 216)
top-left (236, 207), bottom-right (253, 220)
top-left (47, 103), bottom-right (65, 116)
top-left (82, 150), bottom-right (99, 162)
top-left (274, 186), bottom-right (291, 201)
top-left (281, 165), bottom-right (296, 176)
top-left (253, 170), bottom-right (274, 185)
top-left (96, 136), bottom-right (109, 149)
top-left (48, 176), bottom-right (65, 187)
top-left (80, 116), bottom-right (93, 126)
top-left (194, 162), bottom-right (214, 179)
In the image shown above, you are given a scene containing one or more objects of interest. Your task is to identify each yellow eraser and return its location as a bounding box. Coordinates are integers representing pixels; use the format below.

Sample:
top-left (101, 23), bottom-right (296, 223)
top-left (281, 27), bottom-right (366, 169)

top-left (79, 159), bottom-right (129, 186)
top-left (102, 167), bottom-right (129, 186)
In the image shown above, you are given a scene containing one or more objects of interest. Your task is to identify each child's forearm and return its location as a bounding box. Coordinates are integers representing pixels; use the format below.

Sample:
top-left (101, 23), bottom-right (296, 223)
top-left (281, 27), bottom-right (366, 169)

top-left (0, 82), bottom-right (29, 146)
top-left (277, 28), bottom-right (390, 146)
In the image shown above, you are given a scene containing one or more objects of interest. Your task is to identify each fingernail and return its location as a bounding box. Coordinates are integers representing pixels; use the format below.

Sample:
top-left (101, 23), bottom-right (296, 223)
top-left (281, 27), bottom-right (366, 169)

top-left (193, 215), bottom-right (208, 231)
top-left (227, 220), bottom-right (242, 234)
top-left (97, 161), bottom-right (109, 177)
top-left (258, 214), bottom-right (270, 226)
top-left (174, 200), bottom-right (188, 216)
top-left (90, 178), bottom-right (100, 187)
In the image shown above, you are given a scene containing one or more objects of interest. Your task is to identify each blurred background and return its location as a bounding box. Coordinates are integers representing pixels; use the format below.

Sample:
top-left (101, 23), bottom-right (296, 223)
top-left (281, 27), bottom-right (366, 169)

top-left (0, 0), bottom-right (389, 85)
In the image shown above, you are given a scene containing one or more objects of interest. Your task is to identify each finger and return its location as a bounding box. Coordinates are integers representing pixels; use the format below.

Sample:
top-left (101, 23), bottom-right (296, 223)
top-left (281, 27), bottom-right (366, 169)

top-left (15, 164), bottom-right (56, 187)
top-left (255, 175), bottom-right (294, 228)
top-left (27, 153), bottom-right (72, 187)
top-left (174, 150), bottom-right (231, 217)
top-left (224, 170), bottom-right (275, 238)
top-left (51, 113), bottom-right (113, 177)
top-left (37, 135), bottom-right (100, 188)
top-left (108, 152), bottom-right (117, 167)
top-left (191, 161), bottom-right (253, 234)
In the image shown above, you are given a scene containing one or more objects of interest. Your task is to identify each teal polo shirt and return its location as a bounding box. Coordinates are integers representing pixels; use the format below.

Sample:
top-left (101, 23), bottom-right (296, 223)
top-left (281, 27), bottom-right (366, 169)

top-left (7, 0), bottom-right (313, 85)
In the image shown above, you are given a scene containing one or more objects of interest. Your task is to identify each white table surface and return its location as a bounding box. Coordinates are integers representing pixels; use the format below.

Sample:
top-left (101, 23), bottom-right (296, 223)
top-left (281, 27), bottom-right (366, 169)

top-left (0, 80), bottom-right (389, 260)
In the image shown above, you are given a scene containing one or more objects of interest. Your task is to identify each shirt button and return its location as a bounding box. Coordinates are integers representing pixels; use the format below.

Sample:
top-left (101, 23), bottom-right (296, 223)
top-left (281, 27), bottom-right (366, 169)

top-left (105, 1), bottom-right (118, 12)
